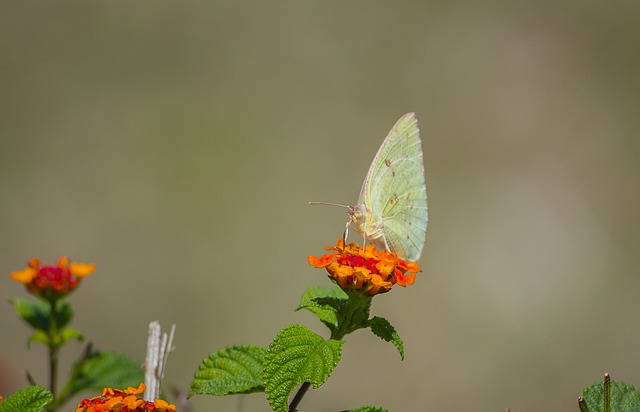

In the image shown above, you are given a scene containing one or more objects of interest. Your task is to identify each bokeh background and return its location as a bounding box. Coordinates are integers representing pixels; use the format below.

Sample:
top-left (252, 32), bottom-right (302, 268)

top-left (1, 1), bottom-right (640, 411)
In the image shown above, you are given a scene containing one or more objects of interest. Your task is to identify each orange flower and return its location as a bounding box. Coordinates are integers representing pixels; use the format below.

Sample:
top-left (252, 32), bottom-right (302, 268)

top-left (308, 239), bottom-right (420, 296)
top-left (10, 257), bottom-right (95, 300)
top-left (153, 399), bottom-right (174, 409)
top-left (76, 383), bottom-right (176, 412)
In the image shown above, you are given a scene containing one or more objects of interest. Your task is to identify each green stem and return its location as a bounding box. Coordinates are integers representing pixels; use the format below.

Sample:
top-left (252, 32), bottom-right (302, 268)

top-left (332, 292), bottom-right (371, 340)
top-left (578, 397), bottom-right (590, 412)
top-left (47, 299), bottom-right (59, 411)
top-left (603, 373), bottom-right (611, 412)
top-left (288, 382), bottom-right (311, 412)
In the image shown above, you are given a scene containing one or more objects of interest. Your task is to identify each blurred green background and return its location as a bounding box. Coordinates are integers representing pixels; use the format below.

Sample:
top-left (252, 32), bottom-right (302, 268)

top-left (1, 1), bottom-right (640, 411)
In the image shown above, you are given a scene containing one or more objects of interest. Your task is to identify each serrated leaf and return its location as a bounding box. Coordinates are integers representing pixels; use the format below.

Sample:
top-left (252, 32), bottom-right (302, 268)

top-left (190, 344), bottom-right (267, 396)
top-left (296, 286), bottom-right (348, 331)
top-left (12, 299), bottom-right (73, 332)
top-left (0, 385), bottom-right (52, 412)
top-left (264, 324), bottom-right (344, 412)
top-left (367, 316), bottom-right (404, 360)
top-left (581, 378), bottom-right (640, 412)
top-left (341, 406), bottom-right (389, 412)
top-left (58, 350), bottom-right (144, 402)
top-left (299, 286), bottom-right (348, 303)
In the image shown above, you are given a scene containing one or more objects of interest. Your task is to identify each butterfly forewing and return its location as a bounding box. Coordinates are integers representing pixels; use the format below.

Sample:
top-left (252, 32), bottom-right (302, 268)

top-left (357, 112), bottom-right (428, 261)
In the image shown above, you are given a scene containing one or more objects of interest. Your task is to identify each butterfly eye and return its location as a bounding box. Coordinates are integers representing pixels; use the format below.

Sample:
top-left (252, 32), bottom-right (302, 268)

top-left (348, 206), bottom-right (364, 222)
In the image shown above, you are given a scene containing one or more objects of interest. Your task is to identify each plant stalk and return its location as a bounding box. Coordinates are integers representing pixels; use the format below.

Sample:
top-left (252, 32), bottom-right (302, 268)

top-left (289, 382), bottom-right (311, 412)
top-left (47, 299), bottom-right (59, 412)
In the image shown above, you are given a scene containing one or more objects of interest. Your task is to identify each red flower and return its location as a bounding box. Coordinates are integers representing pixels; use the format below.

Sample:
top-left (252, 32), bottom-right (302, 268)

top-left (10, 257), bottom-right (95, 300)
top-left (308, 239), bottom-right (420, 296)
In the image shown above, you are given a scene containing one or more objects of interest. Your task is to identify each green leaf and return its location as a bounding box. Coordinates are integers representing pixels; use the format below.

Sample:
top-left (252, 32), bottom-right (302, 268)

top-left (263, 324), bottom-right (344, 412)
top-left (367, 316), bottom-right (404, 360)
top-left (53, 300), bottom-right (73, 328)
top-left (580, 377), bottom-right (640, 412)
top-left (59, 328), bottom-right (84, 345)
top-left (57, 350), bottom-right (144, 403)
top-left (13, 299), bottom-right (49, 331)
top-left (341, 406), bottom-right (389, 412)
top-left (0, 385), bottom-right (53, 412)
top-left (296, 286), bottom-right (348, 331)
top-left (12, 298), bottom-right (73, 331)
top-left (28, 328), bottom-right (83, 348)
top-left (190, 345), bottom-right (267, 396)
top-left (27, 330), bottom-right (51, 347)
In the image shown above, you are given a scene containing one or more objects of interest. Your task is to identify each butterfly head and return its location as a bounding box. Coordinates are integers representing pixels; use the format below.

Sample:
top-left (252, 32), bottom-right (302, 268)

top-left (348, 205), bottom-right (365, 225)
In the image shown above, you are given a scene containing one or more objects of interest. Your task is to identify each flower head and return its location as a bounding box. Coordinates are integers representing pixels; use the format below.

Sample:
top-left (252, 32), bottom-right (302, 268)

top-left (308, 239), bottom-right (421, 296)
top-left (10, 257), bottom-right (95, 300)
top-left (76, 383), bottom-right (176, 412)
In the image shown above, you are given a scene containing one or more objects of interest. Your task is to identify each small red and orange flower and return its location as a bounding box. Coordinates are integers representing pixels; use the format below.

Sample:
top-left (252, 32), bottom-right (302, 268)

top-left (76, 383), bottom-right (176, 412)
top-left (308, 239), bottom-right (421, 296)
top-left (10, 257), bottom-right (95, 300)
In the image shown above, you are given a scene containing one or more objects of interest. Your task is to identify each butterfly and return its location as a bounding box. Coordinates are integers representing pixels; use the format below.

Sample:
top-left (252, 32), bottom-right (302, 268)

top-left (312, 113), bottom-right (428, 261)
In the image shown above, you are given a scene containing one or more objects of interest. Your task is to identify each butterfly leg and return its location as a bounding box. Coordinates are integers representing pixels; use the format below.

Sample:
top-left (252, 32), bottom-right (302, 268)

top-left (344, 221), bottom-right (366, 256)
top-left (342, 221), bottom-right (350, 246)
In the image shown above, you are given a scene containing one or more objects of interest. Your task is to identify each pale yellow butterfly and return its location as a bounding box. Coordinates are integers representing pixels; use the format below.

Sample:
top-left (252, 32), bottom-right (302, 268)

top-left (312, 113), bottom-right (428, 261)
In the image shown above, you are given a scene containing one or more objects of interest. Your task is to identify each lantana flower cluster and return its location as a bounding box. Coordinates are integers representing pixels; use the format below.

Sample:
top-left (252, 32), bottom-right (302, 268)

top-left (10, 257), bottom-right (95, 300)
top-left (76, 383), bottom-right (176, 412)
top-left (308, 239), bottom-right (420, 296)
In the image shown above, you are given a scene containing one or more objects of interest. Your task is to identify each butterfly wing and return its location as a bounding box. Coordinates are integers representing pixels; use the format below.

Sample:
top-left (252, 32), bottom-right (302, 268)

top-left (357, 112), bottom-right (428, 261)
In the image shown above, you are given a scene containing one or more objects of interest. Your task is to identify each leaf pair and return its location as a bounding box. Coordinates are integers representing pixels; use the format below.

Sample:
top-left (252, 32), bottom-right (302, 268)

top-left (297, 286), bottom-right (404, 359)
top-left (191, 325), bottom-right (344, 412)
top-left (12, 298), bottom-right (82, 347)
top-left (190, 285), bottom-right (405, 411)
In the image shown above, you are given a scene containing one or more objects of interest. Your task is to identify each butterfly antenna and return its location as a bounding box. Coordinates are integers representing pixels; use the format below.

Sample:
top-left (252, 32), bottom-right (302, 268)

top-left (308, 201), bottom-right (349, 208)
top-left (309, 201), bottom-right (354, 251)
